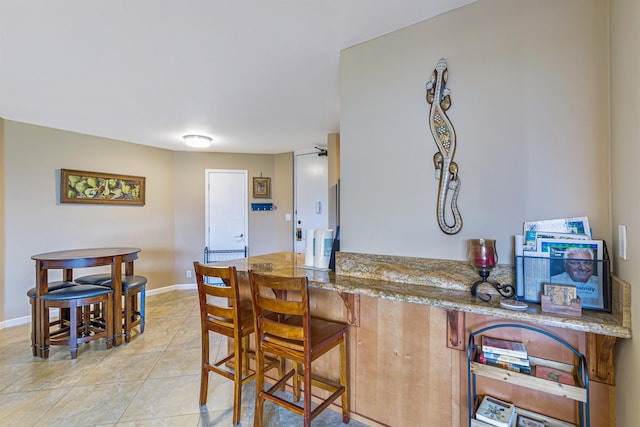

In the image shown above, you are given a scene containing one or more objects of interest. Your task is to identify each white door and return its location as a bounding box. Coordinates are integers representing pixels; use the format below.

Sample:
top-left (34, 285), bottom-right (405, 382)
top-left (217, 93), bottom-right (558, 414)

top-left (205, 169), bottom-right (248, 260)
top-left (294, 151), bottom-right (328, 253)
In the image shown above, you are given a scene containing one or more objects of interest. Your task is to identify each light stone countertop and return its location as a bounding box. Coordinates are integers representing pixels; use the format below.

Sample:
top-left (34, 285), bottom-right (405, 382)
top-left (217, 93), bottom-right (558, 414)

top-left (211, 251), bottom-right (631, 339)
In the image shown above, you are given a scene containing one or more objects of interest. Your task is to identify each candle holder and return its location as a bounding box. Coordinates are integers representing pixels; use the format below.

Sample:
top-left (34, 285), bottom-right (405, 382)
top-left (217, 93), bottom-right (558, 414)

top-left (468, 239), bottom-right (515, 302)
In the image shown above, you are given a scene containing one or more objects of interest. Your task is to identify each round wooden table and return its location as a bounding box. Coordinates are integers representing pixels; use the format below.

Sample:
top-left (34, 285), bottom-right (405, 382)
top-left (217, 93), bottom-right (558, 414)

top-left (31, 247), bottom-right (141, 358)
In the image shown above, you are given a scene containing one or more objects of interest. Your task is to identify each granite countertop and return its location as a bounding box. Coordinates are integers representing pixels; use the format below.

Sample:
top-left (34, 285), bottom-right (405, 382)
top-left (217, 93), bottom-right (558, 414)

top-left (212, 251), bottom-right (631, 339)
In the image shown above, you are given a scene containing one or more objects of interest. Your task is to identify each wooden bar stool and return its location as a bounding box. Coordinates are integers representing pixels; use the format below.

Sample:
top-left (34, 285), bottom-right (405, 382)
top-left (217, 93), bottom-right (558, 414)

top-left (40, 284), bottom-right (114, 359)
top-left (74, 273), bottom-right (147, 342)
top-left (193, 262), bottom-right (280, 426)
top-left (26, 281), bottom-right (77, 356)
top-left (248, 270), bottom-right (350, 427)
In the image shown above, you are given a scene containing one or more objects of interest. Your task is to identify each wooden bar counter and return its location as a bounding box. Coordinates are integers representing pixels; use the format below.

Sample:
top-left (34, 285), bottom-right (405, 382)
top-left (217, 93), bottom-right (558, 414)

top-left (212, 251), bottom-right (631, 427)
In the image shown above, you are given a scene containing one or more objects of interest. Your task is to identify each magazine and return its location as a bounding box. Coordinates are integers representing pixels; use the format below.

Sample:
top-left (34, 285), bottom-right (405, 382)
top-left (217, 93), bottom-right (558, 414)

top-left (523, 216), bottom-right (591, 250)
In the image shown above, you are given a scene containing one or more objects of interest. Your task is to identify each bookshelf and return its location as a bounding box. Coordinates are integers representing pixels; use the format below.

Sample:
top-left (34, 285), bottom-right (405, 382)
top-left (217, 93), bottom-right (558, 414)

top-left (468, 324), bottom-right (589, 427)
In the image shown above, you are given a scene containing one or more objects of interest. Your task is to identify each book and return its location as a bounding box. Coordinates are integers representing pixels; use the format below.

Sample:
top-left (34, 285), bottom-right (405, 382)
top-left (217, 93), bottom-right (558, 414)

top-left (481, 351), bottom-right (530, 367)
top-left (476, 395), bottom-right (517, 427)
top-left (481, 336), bottom-right (528, 359)
top-left (535, 365), bottom-right (576, 386)
top-left (480, 358), bottom-right (532, 375)
top-left (517, 415), bottom-right (545, 427)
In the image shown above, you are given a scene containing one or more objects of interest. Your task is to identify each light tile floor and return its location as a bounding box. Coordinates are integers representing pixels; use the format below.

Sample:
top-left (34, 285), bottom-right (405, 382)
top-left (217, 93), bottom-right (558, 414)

top-left (0, 289), bottom-right (368, 427)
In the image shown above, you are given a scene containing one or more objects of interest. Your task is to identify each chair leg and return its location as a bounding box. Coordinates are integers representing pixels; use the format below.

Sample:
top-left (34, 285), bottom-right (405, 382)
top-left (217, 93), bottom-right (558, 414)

top-left (254, 347), bottom-right (265, 427)
top-left (278, 356), bottom-right (286, 391)
top-left (293, 361), bottom-right (302, 402)
top-left (82, 305), bottom-right (91, 336)
top-left (340, 336), bottom-right (350, 423)
top-left (69, 300), bottom-right (78, 359)
top-left (241, 335), bottom-right (251, 376)
top-left (30, 301), bottom-right (37, 356)
top-left (303, 360), bottom-right (312, 427)
top-left (139, 285), bottom-right (145, 333)
top-left (124, 292), bottom-right (132, 343)
top-left (200, 329), bottom-right (209, 406)
top-left (105, 294), bottom-right (114, 349)
top-left (233, 334), bottom-right (243, 425)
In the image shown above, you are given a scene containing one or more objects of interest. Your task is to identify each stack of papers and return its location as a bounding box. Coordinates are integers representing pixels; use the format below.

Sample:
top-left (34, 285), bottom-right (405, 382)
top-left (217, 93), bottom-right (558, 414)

top-left (515, 216), bottom-right (606, 310)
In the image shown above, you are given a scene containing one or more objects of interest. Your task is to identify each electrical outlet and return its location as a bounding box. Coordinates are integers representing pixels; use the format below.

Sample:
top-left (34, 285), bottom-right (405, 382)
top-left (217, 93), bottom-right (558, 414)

top-left (186, 270), bottom-right (192, 279)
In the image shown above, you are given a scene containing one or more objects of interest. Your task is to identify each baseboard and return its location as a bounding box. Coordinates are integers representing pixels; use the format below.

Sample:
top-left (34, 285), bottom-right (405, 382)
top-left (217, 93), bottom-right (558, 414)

top-left (0, 283), bottom-right (198, 330)
top-left (146, 283), bottom-right (196, 296)
top-left (1, 314), bottom-right (32, 329)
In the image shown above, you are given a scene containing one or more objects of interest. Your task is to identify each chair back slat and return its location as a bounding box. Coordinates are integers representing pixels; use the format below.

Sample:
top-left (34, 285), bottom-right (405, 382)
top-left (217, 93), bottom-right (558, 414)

top-left (262, 316), bottom-right (304, 341)
top-left (203, 282), bottom-right (234, 299)
top-left (256, 294), bottom-right (303, 316)
top-left (205, 304), bottom-right (235, 328)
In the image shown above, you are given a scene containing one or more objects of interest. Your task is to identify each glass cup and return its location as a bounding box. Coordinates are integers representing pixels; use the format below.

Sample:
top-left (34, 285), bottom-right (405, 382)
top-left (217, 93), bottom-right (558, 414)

top-left (469, 238), bottom-right (498, 270)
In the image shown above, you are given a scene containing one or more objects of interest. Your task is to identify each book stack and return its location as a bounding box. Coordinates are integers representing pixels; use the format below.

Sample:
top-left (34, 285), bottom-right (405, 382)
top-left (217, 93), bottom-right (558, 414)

top-left (476, 395), bottom-right (517, 427)
top-left (480, 336), bottom-right (530, 374)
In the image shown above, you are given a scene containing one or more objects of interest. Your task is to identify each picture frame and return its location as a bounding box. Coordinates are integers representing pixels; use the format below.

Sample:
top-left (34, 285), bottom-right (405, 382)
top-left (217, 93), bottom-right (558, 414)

top-left (253, 177), bottom-right (271, 199)
top-left (61, 169), bottom-right (145, 205)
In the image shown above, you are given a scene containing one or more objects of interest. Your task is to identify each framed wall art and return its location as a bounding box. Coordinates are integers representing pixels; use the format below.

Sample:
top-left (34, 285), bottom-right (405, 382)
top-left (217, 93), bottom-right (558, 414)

top-left (61, 169), bottom-right (146, 205)
top-left (253, 177), bottom-right (271, 199)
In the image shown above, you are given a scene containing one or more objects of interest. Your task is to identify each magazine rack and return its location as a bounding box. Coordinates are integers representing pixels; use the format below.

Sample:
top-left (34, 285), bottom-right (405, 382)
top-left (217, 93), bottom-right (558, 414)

top-left (514, 242), bottom-right (611, 312)
top-left (468, 324), bottom-right (589, 427)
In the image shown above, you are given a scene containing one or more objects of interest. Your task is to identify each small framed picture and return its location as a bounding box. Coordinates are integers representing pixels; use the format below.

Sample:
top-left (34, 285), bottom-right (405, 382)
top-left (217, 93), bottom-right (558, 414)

top-left (253, 177), bottom-right (271, 199)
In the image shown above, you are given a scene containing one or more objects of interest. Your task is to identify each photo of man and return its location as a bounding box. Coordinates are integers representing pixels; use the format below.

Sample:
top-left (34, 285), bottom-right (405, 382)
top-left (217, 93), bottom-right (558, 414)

top-left (550, 246), bottom-right (603, 309)
top-left (551, 247), bottom-right (598, 285)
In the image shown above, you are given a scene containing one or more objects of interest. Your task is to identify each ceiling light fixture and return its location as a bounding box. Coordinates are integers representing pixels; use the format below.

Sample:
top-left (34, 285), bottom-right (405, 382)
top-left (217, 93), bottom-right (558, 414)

top-left (183, 134), bottom-right (212, 148)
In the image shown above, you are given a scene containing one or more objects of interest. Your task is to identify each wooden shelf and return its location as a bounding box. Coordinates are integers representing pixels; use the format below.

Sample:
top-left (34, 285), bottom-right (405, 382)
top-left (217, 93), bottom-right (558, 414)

top-left (470, 355), bottom-right (587, 402)
top-left (467, 324), bottom-right (589, 426)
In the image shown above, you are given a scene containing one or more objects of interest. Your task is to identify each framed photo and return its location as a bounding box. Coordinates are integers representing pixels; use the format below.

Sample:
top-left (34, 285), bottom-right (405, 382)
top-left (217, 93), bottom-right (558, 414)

top-left (61, 169), bottom-right (145, 205)
top-left (253, 177), bottom-right (271, 199)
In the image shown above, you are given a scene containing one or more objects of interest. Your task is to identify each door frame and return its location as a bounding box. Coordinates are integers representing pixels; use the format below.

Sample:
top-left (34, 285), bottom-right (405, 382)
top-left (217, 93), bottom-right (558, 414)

top-left (204, 169), bottom-right (249, 256)
top-left (293, 149), bottom-right (329, 251)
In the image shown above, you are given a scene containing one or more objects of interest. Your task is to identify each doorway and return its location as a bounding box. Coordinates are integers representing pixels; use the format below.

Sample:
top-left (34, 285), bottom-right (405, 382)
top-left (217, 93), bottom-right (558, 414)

top-left (205, 169), bottom-right (249, 261)
top-left (294, 151), bottom-right (329, 253)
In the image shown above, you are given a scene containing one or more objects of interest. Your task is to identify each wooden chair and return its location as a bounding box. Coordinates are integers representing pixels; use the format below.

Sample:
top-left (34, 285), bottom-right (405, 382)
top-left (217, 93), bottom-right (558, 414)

top-left (248, 270), bottom-right (350, 427)
top-left (193, 262), bottom-right (280, 425)
top-left (40, 284), bottom-right (114, 359)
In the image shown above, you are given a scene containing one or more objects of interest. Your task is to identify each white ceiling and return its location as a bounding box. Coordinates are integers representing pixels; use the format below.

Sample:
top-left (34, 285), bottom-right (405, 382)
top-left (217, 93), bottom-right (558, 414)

top-left (0, 0), bottom-right (474, 154)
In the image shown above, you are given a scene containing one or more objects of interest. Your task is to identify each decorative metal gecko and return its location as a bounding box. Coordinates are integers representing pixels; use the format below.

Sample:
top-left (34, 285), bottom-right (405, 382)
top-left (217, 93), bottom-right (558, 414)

top-left (425, 58), bottom-right (462, 235)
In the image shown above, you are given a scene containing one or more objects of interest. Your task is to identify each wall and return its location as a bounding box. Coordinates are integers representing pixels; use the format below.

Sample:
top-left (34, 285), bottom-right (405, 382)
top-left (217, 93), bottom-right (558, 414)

top-left (0, 119), bottom-right (5, 322)
top-left (172, 151), bottom-right (293, 287)
top-left (273, 152), bottom-right (295, 251)
top-left (610, 1), bottom-right (640, 425)
top-left (2, 120), bottom-right (176, 320)
top-left (339, 0), bottom-right (620, 423)
top-left (0, 120), bottom-right (294, 324)
top-left (328, 133), bottom-right (340, 232)
top-left (340, 0), bottom-right (611, 263)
